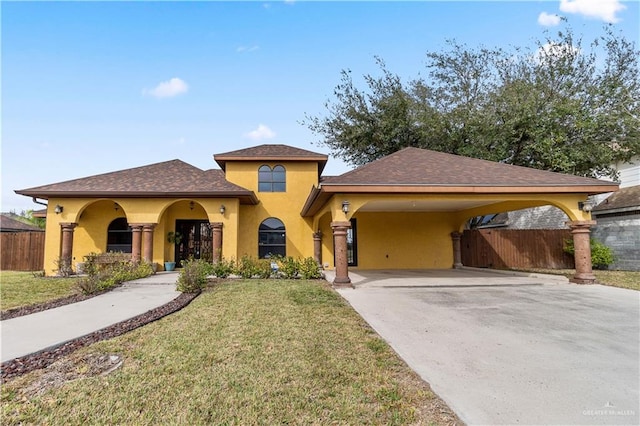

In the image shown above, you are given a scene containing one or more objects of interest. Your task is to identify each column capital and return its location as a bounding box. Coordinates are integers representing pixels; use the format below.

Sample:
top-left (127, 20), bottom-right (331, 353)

top-left (313, 231), bottom-right (323, 239)
top-left (60, 222), bottom-right (77, 230)
top-left (142, 223), bottom-right (156, 231)
top-left (451, 231), bottom-right (462, 239)
top-left (208, 222), bottom-right (223, 230)
top-left (566, 220), bottom-right (596, 230)
top-left (128, 223), bottom-right (145, 230)
top-left (331, 221), bottom-right (351, 229)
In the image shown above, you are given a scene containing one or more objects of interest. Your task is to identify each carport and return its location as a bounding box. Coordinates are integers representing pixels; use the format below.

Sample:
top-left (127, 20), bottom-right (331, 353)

top-left (302, 148), bottom-right (618, 286)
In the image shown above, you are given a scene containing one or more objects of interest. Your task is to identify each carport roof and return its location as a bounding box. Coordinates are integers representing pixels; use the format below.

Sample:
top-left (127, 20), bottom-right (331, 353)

top-left (301, 147), bottom-right (619, 216)
top-left (15, 159), bottom-right (259, 204)
top-left (322, 148), bottom-right (619, 188)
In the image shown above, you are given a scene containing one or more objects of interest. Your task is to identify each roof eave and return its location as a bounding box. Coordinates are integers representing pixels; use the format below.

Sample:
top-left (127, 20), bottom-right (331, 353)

top-left (318, 183), bottom-right (619, 195)
top-left (15, 190), bottom-right (260, 205)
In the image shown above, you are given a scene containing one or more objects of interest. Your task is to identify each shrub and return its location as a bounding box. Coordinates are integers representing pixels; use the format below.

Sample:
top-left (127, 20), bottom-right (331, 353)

top-left (564, 238), bottom-right (616, 269)
top-left (299, 257), bottom-right (322, 279)
top-left (277, 256), bottom-right (300, 279)
top-left (76, 255), bottom-right (153, 295)
top-left (236, 255), bottom-right (259, 278)
top-left (176, 259), bottom-right (212, 293)
top-left (211, 257), bottom-right (235, 278)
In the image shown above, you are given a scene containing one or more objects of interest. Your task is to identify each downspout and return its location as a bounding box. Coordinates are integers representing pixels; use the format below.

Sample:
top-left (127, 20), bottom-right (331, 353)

top-left (32, 197), bottom-right (48, 207)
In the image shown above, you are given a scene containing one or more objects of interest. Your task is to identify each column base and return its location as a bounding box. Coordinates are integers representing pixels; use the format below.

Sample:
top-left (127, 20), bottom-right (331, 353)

top-left (570, 274), bottom-right (597, 284)
top-left (333, 277), bottom-right (354, 289)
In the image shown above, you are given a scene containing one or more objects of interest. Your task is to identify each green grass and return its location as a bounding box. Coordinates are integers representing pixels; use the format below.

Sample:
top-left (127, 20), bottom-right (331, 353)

top-left (1, 280), bottom-right (459, 425)
top-left (0, 271), bottom-right (79, 311)
top-left (514, 268), bottom-right (640, 291)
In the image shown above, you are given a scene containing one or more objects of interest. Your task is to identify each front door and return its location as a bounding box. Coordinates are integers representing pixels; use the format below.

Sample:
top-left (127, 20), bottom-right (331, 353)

top-left (174, 220), bottom-right (212, 267)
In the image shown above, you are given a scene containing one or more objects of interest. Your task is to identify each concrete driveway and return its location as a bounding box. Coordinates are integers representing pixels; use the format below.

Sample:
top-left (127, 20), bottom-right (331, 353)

top-left (329, 269), bottom-right (639, 425)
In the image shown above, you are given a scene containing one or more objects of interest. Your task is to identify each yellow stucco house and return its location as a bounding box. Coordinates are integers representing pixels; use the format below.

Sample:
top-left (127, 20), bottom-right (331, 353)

top-left (16, 144), bottom-right (618, 285)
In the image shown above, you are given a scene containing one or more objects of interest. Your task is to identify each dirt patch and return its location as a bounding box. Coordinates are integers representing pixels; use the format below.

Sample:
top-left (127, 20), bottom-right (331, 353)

top-left (19, 352), bottom-right (124, 398)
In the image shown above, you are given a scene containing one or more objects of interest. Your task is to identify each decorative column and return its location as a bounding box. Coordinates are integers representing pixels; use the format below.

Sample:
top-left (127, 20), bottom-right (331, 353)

top-left (142, 224), bottom-right (156, 263)
top-left (451, 231), bottom-right (463, 269)
top-left (313, 231), bottom-right (323, 266)
top-left (209, 222), bottom-right (223, 263)
top-left (331, 221), bottom-right (352, 288)
top-left (130, 224), bottom-right (143, 263)
top-left (60, 223), bottom-right (77, 273)
top-left (568, 220), bottom-right (597, 284)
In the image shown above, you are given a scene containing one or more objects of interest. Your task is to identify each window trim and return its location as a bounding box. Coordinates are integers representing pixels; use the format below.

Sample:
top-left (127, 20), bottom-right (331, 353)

top-left (258, 164), bottom-right (286, 192)
top-left (258, 217), bottom-right (286, 258)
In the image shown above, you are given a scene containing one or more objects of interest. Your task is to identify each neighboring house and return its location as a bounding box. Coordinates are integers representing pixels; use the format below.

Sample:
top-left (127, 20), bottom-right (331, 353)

top-left (480, 205), bottom-right (570, 230)
top-left (0, 214), bottom-right (44, 233)
top-left (15, 144), bottom-right (617, 284)
top-left (591, 185), bottom-right (640, 271)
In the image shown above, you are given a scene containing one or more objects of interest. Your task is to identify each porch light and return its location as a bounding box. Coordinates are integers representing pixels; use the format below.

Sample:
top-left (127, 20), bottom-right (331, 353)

top-left (189, 201), bottom-right (195, 210)
top-left (220, 205), bottom-right (226, 215)
top-left (54, 204), bottom-right (63, 214)
top-left (578, 200), bottom-right (594, 212)
top-left (342, 200), bottom-right (350, 214)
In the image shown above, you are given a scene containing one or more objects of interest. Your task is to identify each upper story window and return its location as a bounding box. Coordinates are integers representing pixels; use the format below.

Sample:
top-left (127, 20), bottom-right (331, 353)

top-left (258, 165), bottom-right (286, 192)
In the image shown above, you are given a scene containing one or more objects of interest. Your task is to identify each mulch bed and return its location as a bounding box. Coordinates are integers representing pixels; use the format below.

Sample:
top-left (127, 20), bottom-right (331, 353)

top-left (1, 292), bottom-right (199, 381)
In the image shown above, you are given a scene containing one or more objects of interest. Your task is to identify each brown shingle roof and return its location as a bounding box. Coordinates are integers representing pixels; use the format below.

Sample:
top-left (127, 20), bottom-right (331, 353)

top-left (322, 147), bottom-right (619, 188)
top-left (15, 160), bottom-right (258, 204)
top-left (214, 144), bottom-right (328, 173)
top-left (593, 185), bottom-right (640, 212)
top-left (0, 215), bottom-right (43, 232)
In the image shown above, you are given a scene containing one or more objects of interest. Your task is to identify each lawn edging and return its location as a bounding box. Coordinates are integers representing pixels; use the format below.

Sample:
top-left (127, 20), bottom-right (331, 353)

top-left (1, 292), bottom-right (199, 380)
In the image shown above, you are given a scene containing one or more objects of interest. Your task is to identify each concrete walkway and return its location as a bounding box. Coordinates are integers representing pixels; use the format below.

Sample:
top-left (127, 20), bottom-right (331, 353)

top-left (1, 272), bottom-right (181, 363)
top-left (328, 269), bottom-right (640, 426)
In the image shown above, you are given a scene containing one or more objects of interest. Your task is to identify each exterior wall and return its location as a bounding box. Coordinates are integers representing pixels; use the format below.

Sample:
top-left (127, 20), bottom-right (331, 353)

top-left (225, 161), bottom-right (318, 260)
top-left (591, 215), bottom-right (640, 271)
top-left (353, 212), bottom-right (457, 269)
top-left (616, 157), bottom-right (639, 188)
top-left (315, 211), bottom-right (457, 270)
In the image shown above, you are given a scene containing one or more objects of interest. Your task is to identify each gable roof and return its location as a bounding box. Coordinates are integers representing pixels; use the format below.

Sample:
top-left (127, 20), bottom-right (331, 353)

top-left (302, 147), bottom-right (619, 216)
top-left (0, 214), bottom-right (44, 232)
top-left (593, 185), bottom-right (640, 214)
top-left (214, 144), bottom-right (328, 173)
top-left (15, 160), bottom-right (258, 204)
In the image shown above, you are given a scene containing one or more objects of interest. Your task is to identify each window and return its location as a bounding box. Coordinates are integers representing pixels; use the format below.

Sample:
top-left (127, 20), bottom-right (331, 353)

top-left (258, 217), bottom-right (286, 258)
top-left (258, 165), bottom-right (286, 192)
top-left (107, 218), bottom-right (132, 253)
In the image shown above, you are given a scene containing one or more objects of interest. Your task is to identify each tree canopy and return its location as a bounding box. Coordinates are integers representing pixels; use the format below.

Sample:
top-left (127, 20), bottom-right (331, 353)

top-left (303, 27), bottom-right (639, 179)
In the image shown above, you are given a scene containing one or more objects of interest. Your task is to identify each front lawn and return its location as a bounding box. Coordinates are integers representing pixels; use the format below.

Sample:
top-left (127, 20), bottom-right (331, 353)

top-left (0, 271), bottom-right (79, 311)
top-left (1, 279), bottom-right (460, 425)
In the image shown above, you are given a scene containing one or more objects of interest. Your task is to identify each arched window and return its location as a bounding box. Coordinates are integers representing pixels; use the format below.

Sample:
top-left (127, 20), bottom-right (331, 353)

top-left (107, 218), bottom-right (132, 253)
top-left (258, 217), bottom-right (286, 258)
top-left (258, 165), bottom-right (286, 192)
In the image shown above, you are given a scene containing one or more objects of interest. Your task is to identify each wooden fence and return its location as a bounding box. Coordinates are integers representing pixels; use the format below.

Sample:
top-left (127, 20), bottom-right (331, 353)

top-left (461, 229), bottom-right (575, 270)
top-left (0, 232), bottom-right (45, 271)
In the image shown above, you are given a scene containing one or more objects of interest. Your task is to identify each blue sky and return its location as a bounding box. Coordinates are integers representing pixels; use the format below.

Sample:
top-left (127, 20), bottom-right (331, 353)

top-left (2, 0), bottom-right (638, 213)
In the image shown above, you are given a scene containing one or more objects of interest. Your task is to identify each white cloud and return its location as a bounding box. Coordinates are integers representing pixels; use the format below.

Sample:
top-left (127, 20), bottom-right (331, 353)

top-left (559, 0), bottom-right (626, 23)
top-left (244, 124), bottom-right (276, 141)
top-left (538, 12), bottom-right (562, 26)
top-left (144, 77), bottom-right (189, 99)
top-left (236, 45), bottom-right (260, 53)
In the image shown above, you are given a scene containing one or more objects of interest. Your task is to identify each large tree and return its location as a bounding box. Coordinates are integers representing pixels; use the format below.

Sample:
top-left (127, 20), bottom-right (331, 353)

top-left (303, 27), bottom-right (639, 179)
